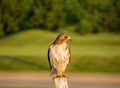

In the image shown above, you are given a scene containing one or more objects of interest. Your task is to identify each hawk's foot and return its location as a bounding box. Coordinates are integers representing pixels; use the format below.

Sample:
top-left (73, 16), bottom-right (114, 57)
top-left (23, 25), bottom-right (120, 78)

top-left (62, 74), bottom-right (66, 77)
top-left (62, 72), bottom-right (67, 78)
top-left (52, 75), bottom-right (64, 79)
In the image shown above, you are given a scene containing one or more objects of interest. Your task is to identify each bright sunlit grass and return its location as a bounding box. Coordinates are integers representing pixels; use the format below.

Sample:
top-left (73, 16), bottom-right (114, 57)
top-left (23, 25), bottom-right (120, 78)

top-left (0, 29), bottom-right (120, 73)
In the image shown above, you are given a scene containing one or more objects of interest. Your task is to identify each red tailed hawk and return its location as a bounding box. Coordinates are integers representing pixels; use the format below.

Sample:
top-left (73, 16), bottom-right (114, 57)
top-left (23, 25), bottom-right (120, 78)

top-left (48, 33), bottom-right (71, 78)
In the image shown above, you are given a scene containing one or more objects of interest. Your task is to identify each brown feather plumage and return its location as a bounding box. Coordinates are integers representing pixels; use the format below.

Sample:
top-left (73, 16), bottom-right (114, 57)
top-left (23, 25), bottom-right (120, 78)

top-left (48, 33), bottom-right (71, 78)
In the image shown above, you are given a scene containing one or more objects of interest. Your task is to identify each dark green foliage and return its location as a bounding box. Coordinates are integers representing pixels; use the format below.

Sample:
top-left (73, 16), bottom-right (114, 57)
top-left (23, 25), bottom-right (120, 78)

top-left (76, 19), bottom-right (93, 35)
top-left (0, 0), bottom-right (120, 36)
top-left (0, 0), bottom-right (33, 36)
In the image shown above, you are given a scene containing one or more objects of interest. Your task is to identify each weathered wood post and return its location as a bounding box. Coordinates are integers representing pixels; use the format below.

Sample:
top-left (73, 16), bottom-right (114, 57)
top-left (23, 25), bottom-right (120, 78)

top-left (53, 77), bottom-right (68, 88)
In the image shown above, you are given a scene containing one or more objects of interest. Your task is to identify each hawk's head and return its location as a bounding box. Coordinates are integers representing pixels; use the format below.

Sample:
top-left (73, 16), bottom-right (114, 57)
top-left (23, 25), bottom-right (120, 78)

top-left (54, 33), bottom-right (71, 44)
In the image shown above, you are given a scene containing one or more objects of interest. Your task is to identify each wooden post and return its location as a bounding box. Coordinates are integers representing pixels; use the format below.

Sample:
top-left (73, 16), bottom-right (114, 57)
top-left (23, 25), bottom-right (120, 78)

top-left (53, 77), bottom-right (68, 88)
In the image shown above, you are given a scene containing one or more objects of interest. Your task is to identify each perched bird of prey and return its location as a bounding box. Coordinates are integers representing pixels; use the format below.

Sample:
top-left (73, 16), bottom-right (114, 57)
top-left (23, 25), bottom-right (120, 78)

top-left (48, 33), bottom-right (71, 78)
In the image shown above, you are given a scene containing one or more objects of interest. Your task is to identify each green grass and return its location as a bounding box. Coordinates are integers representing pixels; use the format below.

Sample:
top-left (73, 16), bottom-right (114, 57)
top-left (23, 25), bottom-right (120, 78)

top-left (0, 29), bottom-right (120, 73)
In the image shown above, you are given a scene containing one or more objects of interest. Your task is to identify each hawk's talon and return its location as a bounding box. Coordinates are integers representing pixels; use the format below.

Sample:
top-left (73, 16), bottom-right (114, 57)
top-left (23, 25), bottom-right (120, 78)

top-left (62, 75), bottom-right (66, 77)
top-left (52, 75), bottom-right (66, 79)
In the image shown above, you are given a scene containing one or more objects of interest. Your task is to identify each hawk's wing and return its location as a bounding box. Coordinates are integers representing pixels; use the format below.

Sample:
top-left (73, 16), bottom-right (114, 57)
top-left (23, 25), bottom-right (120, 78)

top-left (68, 45), bottom-right (71, 63)
top-left (47, 47), bottom-right (52, 69)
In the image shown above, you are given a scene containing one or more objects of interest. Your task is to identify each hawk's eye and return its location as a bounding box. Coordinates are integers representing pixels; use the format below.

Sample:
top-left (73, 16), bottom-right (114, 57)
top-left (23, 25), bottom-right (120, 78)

top-left (64, 36), bottom-right (68, 38)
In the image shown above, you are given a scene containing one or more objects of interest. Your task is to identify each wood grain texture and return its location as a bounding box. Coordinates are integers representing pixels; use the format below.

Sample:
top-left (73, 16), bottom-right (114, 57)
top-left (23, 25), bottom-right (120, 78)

top-left (54, 77), bottom-right (68, 88)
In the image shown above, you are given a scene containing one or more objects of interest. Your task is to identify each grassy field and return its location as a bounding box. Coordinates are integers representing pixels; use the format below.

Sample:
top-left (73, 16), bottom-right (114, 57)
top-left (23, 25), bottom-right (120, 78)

top-left (0, 29), bottom-right (120, 73)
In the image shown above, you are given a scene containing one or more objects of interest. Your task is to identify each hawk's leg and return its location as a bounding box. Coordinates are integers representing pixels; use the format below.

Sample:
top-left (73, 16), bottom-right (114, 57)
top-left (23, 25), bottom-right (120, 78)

top-left (53, 75), bottom-right (62, 79)
top-left (62, 72), bottom-right (66, 77)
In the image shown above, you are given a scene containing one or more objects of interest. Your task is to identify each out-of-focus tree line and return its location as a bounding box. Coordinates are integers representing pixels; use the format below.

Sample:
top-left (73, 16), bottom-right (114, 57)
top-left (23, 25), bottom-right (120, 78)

top-left (0, 0), bottom-right (120, 36)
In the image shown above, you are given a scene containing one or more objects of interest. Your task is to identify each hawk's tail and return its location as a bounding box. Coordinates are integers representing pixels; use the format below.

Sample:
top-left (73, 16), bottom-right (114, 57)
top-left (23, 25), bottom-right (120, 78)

top-left (50, 68), bottom-right (57, 75)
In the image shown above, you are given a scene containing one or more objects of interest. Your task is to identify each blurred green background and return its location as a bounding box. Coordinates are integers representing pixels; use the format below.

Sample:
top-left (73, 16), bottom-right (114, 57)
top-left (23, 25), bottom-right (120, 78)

top-left (0, 0), bottom-right (120, 73)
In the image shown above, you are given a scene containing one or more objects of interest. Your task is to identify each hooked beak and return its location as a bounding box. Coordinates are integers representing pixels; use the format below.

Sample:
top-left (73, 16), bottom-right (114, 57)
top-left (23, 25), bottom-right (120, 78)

top-left (68, 36), bottom-right (72, 41)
